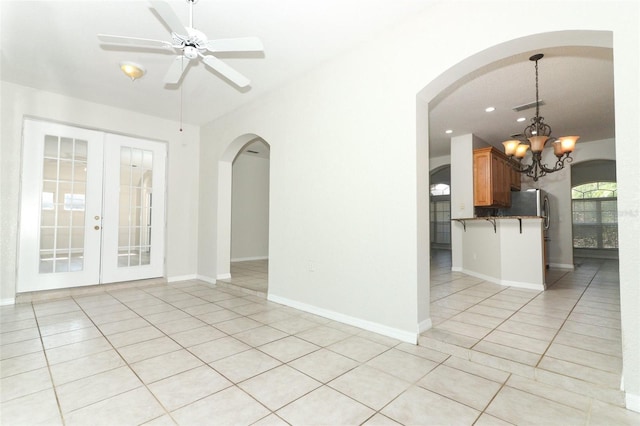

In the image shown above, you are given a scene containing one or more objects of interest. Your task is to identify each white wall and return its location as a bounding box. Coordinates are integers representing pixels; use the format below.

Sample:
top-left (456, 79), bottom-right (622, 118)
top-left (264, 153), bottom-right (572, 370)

top-left (197, 1), bottom-right (639, 407)
top-left (200, 1), bottom-right (640, 406)
top-left (198, 1), bottom-right (634, 323)
top-left (0, 82), bottom-right (200, 302)
top-left (231, 154), bottom-right (270, 261)
top-left (450, 134), bottom-right (475, 271)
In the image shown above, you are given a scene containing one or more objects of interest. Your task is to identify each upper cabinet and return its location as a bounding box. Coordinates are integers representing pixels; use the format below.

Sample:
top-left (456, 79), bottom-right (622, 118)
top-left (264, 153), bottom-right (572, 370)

top-left (509, 162), bottom-right (522, 191)
top-left (473, 146), bottom-right (519, 207)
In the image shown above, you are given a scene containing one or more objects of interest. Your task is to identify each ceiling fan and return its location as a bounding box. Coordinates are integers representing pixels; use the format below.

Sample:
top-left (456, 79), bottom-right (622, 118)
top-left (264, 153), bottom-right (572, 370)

top-left (98, 0), bottom-right (263, 88)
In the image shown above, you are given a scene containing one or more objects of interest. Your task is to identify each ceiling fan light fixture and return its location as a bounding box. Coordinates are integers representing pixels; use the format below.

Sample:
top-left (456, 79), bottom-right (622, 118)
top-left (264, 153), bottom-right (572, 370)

top-left (120, 62), bottom-right (145, 81)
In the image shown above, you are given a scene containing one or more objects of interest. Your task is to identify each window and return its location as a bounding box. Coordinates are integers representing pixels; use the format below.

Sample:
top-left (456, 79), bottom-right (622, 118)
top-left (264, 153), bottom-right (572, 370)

top-left (430, 183), bottom-right (450, 196)
top-left (430, 183), bottom-right (450, 247)
top-left (572, 182), bottom-right (618, 249)
top-left (64, 193), bottom-right (86, 211)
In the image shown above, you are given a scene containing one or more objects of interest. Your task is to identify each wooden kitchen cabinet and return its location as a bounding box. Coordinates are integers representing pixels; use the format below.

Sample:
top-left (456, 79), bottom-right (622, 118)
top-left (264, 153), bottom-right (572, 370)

top-left (473, 146), bottom-right (511, 207)
top-left (509, 162), bottom-right (521, 190)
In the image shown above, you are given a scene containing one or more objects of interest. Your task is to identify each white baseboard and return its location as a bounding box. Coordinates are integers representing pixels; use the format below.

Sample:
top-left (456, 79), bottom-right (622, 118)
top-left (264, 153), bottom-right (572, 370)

top-left (231, 256), bottom-right (268, 262)
top-left (196, 274), bottom-right (217, 285)
top-left (216, 273), bottom-right (231, 280)
top-left (1, 298), bottom-right (16, 306)
top-left (548, 263), bottom-right (575, 270)
top-left (167, 274), bottom-right (197, 283)
top-left (267, 294), bottom-right (417, 344)
top-left (626, 392), bottom-right (640, 413)
top-left (461, 269), bottom-right (545, 291)
top-left (418, 318), bottom-right (432, 334)
top-left (451, 266), bottom-right (463, 272)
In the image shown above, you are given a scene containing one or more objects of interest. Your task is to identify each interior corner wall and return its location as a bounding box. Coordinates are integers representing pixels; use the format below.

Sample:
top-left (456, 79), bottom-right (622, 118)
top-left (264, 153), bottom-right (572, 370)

top-left (231, 154), bottom-right (270, 261)
top-left (0, 82), bottom-right (200, 302)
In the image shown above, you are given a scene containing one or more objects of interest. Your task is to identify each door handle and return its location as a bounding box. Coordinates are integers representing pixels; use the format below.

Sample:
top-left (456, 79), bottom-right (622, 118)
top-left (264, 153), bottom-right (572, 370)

top-left (94, 225), bottom-right (100, 230)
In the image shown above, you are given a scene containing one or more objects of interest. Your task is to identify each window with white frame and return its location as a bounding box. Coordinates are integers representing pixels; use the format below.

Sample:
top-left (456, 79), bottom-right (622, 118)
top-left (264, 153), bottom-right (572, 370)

top-left (430, 183), bottom-right (451, 247)
top-left (572, 182), bottom-right (618, 249)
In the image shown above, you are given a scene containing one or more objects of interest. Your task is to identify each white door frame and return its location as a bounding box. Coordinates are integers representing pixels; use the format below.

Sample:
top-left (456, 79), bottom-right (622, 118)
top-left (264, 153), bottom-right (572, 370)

top-left (17, 119), bottom-right (166, 292)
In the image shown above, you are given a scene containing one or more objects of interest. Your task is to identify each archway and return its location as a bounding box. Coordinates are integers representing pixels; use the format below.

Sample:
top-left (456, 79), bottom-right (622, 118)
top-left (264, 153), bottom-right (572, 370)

top-left (416, 30), bottom-right (615, 332)
top-left (415, 29), bottom-right (639, 409)
top-left (216, 134), bottom-right (271, 295)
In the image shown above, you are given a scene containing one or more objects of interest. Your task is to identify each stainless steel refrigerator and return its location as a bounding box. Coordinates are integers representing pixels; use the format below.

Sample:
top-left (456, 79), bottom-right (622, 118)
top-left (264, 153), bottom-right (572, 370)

top-left (501, 189), bottom-right (550, 226)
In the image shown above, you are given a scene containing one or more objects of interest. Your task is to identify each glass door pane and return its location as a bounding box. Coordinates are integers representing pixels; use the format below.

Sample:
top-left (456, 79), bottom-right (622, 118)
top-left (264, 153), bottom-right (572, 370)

top-left (101, 133), bottom-right (166, 284)
top-left (118, 147), bottom-right (153, 268)
top-left (39, 136), bottom-right (88, 273)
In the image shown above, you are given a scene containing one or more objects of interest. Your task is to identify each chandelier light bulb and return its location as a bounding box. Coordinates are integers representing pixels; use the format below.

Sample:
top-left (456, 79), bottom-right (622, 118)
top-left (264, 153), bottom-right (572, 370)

top-left (502, 140), bottom-right (520, 156)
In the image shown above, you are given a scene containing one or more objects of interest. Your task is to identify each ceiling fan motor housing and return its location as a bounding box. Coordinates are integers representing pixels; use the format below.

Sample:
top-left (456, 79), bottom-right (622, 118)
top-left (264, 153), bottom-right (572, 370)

top-left (184, 45), bottom-right (198, 59)
top-left (175, 27), bottom-right (208, 59)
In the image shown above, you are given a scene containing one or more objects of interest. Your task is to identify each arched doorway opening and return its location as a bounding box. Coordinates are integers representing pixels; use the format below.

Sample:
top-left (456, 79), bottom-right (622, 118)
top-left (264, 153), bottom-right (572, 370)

top-left (216, 134), bottom-right (271, 296)
top-left (429, 165), bottom-right (451, 252)
top-left (417, 31), bottom-right (615, 327)
top-left (416, 31), bottom-right (634, 410)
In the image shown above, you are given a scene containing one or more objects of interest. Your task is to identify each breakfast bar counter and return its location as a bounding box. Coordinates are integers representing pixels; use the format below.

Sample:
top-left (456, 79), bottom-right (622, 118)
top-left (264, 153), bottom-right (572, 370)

top-left (451, 216), bottom-right (546, 291)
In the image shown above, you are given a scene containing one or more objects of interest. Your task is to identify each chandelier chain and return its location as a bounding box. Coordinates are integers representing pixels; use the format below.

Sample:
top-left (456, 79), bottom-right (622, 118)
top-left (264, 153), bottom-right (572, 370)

top-left (534, 58), bottom-right (540, 119)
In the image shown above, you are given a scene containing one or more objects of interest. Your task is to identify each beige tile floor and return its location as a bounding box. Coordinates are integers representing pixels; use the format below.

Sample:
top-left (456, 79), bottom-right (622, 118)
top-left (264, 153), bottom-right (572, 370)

top-left (1, 253), bottom-right (639, 425)
top-left (217, 260), bottom-right (269, 295)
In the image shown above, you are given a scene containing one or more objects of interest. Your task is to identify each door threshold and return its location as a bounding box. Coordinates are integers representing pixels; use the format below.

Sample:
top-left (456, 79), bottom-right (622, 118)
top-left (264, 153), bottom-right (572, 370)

top-left (14, 277), bottom-right (167, 304)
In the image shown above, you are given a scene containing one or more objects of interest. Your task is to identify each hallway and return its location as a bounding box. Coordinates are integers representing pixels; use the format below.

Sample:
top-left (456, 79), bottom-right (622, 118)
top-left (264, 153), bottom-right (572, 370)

top-left (217, 260), bottom-right (268, 296)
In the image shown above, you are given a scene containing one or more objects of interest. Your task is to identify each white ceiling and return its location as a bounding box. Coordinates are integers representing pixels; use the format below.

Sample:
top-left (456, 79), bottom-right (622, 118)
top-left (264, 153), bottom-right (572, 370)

top-left (1, 1), bottom-right (615, 159)
top-left (428, 46), bottom-right (614, 157)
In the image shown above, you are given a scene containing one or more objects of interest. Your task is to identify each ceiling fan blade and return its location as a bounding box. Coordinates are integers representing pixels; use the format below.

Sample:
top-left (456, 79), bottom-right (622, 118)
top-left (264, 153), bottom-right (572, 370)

top-left (149, 0), bottom-right (187, 35)
top-left (164, 56), bottom-right (190, 84)
top-left (206, 37), bottom-right (264, 53)
top-left (98, 34), bottom-right (172, 49)
top-left (200, 54), bottom-right (251, 88)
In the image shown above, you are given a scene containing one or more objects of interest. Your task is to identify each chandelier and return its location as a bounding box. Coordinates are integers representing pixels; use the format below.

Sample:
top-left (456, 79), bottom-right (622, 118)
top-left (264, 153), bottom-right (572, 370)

top-left (502, 53), bottom-right (579, 181)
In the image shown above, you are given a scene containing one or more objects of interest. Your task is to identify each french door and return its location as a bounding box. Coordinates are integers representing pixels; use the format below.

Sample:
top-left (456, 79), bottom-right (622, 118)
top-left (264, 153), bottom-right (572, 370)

top-left (17, 119), bottom-right (166, 292)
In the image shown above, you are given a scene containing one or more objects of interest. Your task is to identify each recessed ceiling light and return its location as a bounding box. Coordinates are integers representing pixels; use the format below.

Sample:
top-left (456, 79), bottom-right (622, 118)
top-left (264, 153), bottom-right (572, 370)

top-left (517, 117), bottom-right (526, 122)
top-left (485, 107), bottom-right (496, 112)
top-left (445, 129), bottom-right (453, 134)
top-left (120, 62), bottom-right (145, 81)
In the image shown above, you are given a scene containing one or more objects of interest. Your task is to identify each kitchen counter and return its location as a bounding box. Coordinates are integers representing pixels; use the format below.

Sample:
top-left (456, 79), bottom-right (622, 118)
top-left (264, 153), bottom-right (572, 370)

top-left (451, 216), bottom-right (546, 290)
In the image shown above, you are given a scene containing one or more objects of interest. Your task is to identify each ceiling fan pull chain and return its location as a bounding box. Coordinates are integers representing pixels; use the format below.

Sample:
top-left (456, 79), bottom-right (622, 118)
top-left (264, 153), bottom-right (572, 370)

top-left (179, 57), bottom-right (184, 132)
top-left (189, 0), bottom-right (194, 28)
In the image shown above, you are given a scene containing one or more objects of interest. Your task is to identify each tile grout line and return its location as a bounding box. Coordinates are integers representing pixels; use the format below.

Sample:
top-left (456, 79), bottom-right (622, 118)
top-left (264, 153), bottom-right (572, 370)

top-left (424, 257), bottom-right (625, 415)
top-left (29, 301), bottom-right (67, 426)
top-left (95, 280), bottom-right (321, 423)
top-left (67, 291), bottom-right (180, 424)
top-left (533, 267), bottom-right (600, 370)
